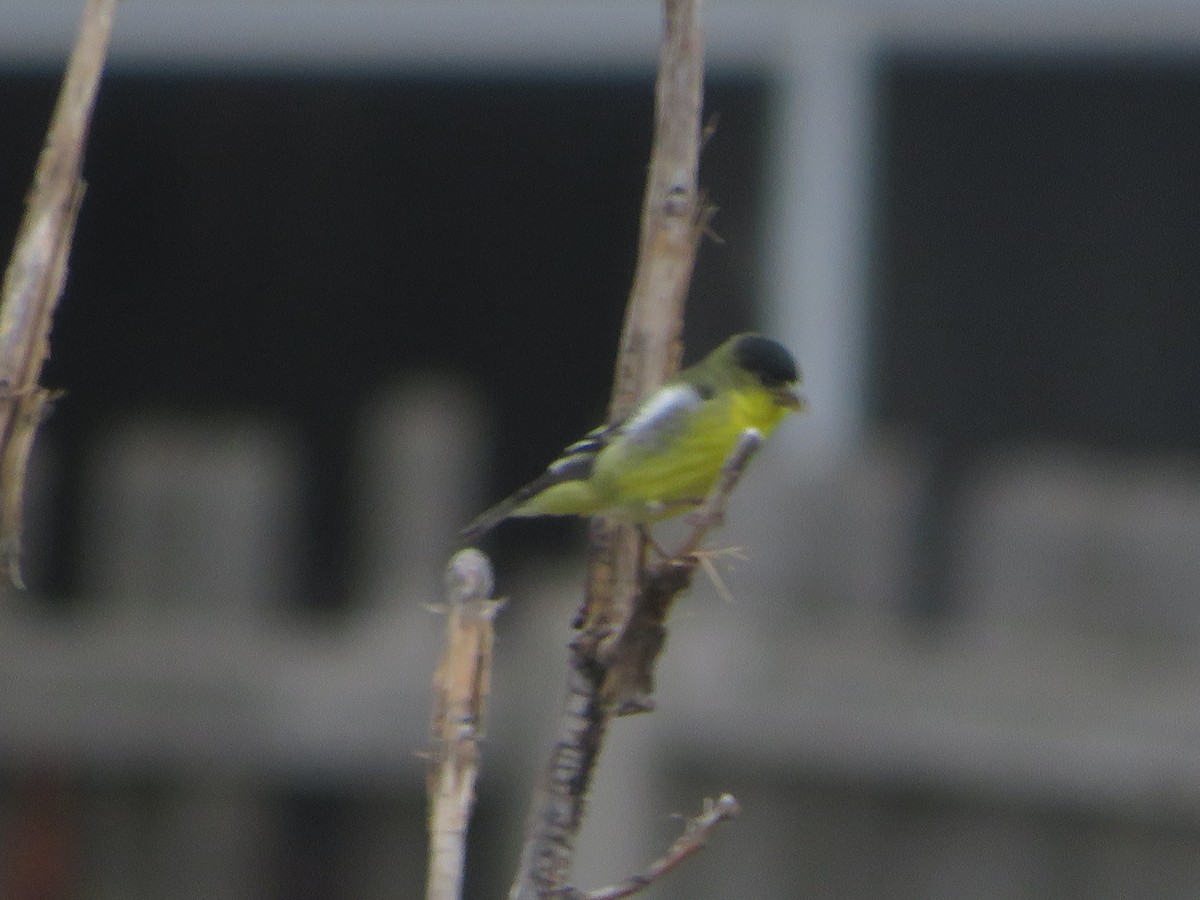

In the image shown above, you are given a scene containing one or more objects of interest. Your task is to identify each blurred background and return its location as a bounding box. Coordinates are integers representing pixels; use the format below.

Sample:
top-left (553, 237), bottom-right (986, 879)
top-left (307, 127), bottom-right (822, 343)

top-left (3, 1), bottom-right (1200, 897)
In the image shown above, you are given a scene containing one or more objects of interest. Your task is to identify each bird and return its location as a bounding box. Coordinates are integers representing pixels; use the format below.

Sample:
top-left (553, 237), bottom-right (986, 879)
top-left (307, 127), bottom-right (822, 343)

top-left (460, 333), bottom-right (805, 544)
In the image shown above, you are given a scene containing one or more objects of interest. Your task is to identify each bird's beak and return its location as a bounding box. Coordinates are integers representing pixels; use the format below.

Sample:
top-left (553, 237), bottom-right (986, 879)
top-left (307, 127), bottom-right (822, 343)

top-left (776, 387), bottom-right (807, 412)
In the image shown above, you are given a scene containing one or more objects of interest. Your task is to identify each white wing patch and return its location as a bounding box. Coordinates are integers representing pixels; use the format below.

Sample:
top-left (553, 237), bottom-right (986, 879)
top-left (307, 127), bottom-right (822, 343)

top-left (621, 383), bottom-right (704, 449)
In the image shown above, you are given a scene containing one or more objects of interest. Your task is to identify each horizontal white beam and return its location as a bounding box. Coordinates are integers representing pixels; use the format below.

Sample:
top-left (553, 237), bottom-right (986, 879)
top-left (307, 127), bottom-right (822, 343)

top-left (4, 2), bottom-right (1200, 72)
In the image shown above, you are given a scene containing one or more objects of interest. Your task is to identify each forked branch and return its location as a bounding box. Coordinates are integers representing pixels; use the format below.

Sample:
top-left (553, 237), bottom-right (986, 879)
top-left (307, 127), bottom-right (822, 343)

top-left (509, 1), bottom-right (745, 897)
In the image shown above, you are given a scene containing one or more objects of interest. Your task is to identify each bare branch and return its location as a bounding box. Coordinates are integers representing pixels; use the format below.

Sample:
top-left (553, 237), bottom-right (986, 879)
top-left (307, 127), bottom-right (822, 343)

top-left (580, 0), bottom-right (710, 655)
top-left (570, 794), bottom-right (741, 900)
top-left (508, 647), bottom-right (610, 900)
top-left (427, 549), bottom-right (503, 900)
top-left (510, 2), bottom-right (728, 898)
top-left (0, 0), bottom-right (117, 587)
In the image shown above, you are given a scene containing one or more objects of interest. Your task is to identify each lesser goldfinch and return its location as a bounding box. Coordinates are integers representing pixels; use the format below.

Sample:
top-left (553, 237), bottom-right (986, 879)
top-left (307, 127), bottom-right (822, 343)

top-left (461, 333), bottom-right (805, 543)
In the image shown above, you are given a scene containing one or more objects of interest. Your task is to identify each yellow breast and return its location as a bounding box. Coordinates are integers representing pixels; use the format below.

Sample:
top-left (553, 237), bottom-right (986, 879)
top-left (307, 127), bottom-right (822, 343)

top-left (598, 385), bottom-right (788, 520)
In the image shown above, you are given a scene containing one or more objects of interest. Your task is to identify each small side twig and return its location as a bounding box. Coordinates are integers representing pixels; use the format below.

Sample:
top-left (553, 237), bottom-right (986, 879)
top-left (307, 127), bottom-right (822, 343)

top-left (426, 549), bottom-right (504, 900)
top-left (0, 0), bottom-right (117, 587)
top-left (568, 794), bottom-right (741, 900)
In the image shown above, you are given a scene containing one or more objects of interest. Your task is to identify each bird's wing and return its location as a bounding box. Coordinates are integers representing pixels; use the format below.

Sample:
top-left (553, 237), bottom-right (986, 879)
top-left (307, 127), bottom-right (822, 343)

top-left (509, 384), bottom-right (704, 511)
top-left (459, 383), bottom-right (705, 543)
top-left (550, 383), bottom-right (703, 469)
top-left (614, 383), bottom-right (705, 451)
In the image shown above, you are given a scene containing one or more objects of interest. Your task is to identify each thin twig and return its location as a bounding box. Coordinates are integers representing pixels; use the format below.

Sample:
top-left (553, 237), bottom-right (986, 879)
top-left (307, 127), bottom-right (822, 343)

top-left (568, 794), bottom-right (741, 900)
top-left (427, 549), bottom-right (503, 900)
top-left (0, 0), bottom-right (117, 587)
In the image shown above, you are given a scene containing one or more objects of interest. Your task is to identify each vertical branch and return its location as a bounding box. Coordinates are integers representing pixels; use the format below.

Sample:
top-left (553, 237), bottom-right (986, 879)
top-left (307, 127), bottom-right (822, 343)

top-left (427, 550), bottom-right (503, 900)
top-left (0, 0), bottom-right (118, 587)
top-left (508, 651), bottom-right (610, 900)
top-left (612, 0), bottom-right (707, 412)
top-left (511, 1), bottom-right (709, 898)
top-left (582, 0), bottom-right (710, 648)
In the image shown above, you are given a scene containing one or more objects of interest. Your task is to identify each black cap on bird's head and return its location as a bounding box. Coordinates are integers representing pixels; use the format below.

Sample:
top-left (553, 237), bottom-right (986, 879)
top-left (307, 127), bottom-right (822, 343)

top-left (725, 333), bottom-right (806, 411)
top-left (731, 334), bottom-right (799, 387)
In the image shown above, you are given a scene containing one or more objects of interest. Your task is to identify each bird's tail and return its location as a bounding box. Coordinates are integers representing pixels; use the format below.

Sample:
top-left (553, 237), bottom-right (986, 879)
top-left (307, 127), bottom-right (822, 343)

top-left (459, 495), bottom-right (521, 545)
